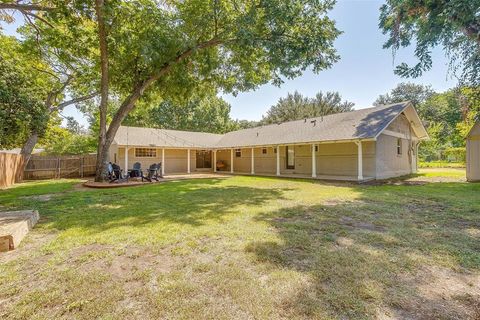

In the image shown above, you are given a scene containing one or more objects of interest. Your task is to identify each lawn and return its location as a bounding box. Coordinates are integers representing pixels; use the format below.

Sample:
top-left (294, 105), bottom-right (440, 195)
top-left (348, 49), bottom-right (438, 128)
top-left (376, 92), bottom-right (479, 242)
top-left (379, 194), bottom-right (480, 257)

top-left (0, 169), bottom-right (479, 319)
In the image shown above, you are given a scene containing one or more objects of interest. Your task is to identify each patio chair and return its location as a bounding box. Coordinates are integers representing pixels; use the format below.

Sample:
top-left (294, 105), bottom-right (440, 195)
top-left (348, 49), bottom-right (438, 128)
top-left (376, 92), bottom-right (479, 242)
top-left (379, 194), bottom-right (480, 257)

top-left (112, 163), bottom-right (127, 182)
top-left (129, 162), bottom-right (142, 178)
top-left (143, 163), bottom-right (161, 182)
top-left (107, 162), bottom-right (116, 182)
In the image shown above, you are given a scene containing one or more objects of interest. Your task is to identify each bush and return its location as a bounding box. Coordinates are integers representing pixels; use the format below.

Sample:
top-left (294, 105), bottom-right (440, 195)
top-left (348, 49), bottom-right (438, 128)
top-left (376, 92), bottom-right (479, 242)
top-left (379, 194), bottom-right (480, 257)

top-left (443, 147), bottom-right (466, 162)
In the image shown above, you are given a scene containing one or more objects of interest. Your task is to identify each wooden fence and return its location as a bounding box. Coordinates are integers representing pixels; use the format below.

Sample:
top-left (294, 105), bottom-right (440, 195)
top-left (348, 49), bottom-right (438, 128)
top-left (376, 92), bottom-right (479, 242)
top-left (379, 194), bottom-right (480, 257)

top-left (0, 153), bottom-right (25, 189)
top-left (23, 154), bottom-right (97, 180)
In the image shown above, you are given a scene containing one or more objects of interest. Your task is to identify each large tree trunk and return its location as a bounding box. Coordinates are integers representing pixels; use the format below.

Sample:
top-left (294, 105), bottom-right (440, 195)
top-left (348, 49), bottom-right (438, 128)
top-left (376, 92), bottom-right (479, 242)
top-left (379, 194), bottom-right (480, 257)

top-left (94, 0), bottom-right (110, 182)
top-left (20, 131), bottom-right (38, 159)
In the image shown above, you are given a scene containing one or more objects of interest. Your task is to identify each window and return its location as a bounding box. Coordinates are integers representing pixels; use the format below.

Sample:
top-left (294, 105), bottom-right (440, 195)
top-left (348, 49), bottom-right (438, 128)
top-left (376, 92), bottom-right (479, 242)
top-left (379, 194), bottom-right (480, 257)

top-left (135, 148), bottom-right (157, 157)
top-left (315, 145), bottom-right (318, 152)
top-left (274, 147), bottom-right (277, 153)
top-left (235, 149), bottom-right (242, 157)
top-left (262, 147), bottom-right (267, 154)
top-left (286, 146), bottom-right (295, 169)
top-left (396, 138), bottom-right (402, 155)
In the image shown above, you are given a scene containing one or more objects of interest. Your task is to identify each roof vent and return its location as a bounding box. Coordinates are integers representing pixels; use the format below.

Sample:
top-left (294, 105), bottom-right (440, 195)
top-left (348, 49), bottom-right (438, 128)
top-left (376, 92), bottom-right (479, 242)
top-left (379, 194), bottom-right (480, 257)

top-left (311, 120), bottom-right (317, 127)
top-left (304, 119), bottom-right (307, 123)
top-left (256, 132), bottom-right (259, 137)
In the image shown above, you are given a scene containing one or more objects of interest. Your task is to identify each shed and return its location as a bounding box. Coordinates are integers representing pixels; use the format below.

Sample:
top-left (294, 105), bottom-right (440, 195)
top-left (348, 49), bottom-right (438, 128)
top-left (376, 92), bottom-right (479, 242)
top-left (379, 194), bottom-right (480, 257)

top-left (467, 122), bottom-right (480, 182)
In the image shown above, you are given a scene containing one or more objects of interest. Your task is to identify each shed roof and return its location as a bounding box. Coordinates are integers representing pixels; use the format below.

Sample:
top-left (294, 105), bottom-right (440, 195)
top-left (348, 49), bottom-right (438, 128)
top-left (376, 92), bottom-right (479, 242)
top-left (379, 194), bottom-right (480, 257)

top-left (113, 101), bottom-right (428, 148)
top-left (467, 122), bottom-right (480, 138)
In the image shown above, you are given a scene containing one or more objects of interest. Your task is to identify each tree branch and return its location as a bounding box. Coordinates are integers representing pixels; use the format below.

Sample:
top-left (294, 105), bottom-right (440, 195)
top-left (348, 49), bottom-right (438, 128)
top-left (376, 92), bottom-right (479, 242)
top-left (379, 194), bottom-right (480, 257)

top-left (0, 3), bottom-right (54, 12)
top-left (105, 37), bottom-right (223, 142)
top-left (56, 92), bottom-right (99, 111)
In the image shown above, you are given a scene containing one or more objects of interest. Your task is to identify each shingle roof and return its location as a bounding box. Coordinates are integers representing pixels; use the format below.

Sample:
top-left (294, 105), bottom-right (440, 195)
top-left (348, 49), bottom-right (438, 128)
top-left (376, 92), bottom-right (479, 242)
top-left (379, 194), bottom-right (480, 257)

top-left (113, 102), bottom-right (427, 148)
top-left (113, 127), bottom-right (223, 148)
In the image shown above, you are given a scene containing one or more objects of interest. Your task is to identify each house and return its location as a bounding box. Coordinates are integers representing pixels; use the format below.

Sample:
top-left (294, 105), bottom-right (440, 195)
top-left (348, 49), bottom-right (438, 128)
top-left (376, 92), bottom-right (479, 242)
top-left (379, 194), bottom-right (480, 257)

top-left (467, 122), bottom-right (480, 182)
top-left (109, 101), bottom-right (428, 181)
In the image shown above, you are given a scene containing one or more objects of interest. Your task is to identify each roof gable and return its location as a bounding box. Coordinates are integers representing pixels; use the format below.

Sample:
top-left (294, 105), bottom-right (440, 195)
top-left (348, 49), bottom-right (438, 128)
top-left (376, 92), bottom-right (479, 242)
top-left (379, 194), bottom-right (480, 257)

top-left (468, 122), bottom-right (480, 137)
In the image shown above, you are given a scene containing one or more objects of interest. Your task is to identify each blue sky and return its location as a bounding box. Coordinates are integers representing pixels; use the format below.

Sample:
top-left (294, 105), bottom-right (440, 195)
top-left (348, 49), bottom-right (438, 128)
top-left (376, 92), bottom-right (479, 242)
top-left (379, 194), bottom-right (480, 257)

top-left (4, 0), bottom-right (457, 126)
top-left (224, 0), bottom-right (457, 121)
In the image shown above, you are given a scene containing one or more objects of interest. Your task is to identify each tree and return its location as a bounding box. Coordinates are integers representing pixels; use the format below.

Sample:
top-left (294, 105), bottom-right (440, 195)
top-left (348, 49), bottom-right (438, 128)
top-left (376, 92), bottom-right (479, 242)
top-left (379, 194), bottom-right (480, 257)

top-left (124, 93), bottom-right (238, 134)
top-left (38, 114), bottom-right (97, 155)
top-left (261, 91), bottom-right (354, 124)
top-left (1, 2), bottom-right (99, 160)
top-left (0, 35), bottom-right (50, 149)
top-left (38, 0), bottom-right (340, 181)
top-left (379, 0), bottom-right (480, 85)
top-left (374, 82), bottom-right (435, 107)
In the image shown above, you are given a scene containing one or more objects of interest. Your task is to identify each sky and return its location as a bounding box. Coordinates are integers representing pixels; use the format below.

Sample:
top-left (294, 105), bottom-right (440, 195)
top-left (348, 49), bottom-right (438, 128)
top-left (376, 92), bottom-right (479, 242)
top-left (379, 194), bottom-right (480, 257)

top-left (3, 0), bottom-right (457, 127)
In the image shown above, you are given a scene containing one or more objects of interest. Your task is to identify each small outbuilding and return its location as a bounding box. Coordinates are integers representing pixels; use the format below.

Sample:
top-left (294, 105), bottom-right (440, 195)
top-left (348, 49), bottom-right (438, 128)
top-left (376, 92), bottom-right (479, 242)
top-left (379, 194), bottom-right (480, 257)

top-left (467, 122), bottom-right (480, 182)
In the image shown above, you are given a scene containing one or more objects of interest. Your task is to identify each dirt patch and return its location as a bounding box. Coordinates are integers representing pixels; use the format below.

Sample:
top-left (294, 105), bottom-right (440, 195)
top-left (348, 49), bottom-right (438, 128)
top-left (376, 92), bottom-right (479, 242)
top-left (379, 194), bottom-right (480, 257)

top-left (20, 194), bottom-right (55, 202)
top-left (405, 199), bottom-right (448, 213)
top-left (388, 265), bottom-right (480, 319)
top-left (69, 244), bottom-right (176, 279)
top-left (0, 230), bottom-right (57, 264)
top-left (335, 236), bottom-right (354, 248)
top-left (322, 199), bottom-right (366, 207)
top-left (340, 216), bottom-right (386, 232)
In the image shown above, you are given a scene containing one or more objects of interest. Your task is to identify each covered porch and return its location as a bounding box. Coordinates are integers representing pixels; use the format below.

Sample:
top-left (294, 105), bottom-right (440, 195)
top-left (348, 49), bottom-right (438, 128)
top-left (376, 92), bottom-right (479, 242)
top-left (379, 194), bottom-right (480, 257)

top-left (109, 140), bottom-right (374, 182)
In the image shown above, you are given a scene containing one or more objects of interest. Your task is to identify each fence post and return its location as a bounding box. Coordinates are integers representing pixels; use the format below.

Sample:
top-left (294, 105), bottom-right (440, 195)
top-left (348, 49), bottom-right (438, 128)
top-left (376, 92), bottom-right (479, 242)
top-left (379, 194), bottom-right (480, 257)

top-left (80, 156), bottom-right (84, 178)
top-left (57, 157), bottom-right (61, 179)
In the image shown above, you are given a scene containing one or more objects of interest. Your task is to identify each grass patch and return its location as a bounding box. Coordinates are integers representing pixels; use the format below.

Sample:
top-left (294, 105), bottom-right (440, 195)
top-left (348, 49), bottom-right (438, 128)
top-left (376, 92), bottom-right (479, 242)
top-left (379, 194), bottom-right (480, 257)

top-left (0, 170), bottom-right (479, 319)
top-left (419, 161), bottom-right (465, 168)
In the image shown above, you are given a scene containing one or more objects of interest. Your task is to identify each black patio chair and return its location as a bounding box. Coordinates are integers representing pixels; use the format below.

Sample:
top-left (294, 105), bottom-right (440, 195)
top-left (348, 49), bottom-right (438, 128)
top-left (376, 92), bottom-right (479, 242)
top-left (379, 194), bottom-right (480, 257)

top-left (108, 162), bottom-right (127, 183)
top-left (143, 163), bottom-right (161, 182)
top-left (129, 162), bottom-right (142, 178)
top-left (112, 163), bottom-right (127, 182)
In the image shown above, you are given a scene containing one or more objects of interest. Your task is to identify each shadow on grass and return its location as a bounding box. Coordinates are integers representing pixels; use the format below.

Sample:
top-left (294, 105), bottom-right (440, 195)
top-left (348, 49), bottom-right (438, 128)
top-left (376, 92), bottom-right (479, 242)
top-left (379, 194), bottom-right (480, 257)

top-left (246, 183), bottom-right (480, 319)
top-left (33, 178), bottom-right (289, 232)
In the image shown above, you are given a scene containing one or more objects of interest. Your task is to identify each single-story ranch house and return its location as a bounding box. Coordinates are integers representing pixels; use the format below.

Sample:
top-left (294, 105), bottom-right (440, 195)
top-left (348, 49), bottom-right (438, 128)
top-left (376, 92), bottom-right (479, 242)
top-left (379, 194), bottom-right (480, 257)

top-left (109, 101), bottom-right (428, 181)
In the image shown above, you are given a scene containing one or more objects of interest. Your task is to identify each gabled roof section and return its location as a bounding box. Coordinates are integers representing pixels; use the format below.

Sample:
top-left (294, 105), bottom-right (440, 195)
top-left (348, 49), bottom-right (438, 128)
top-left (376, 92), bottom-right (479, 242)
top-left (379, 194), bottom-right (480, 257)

top-left (113, 126), bottom-right (223, 148)
top-left (216, 101), bottom-right (427, 148)
top-left (467, 122), bottom-right (480, 138)
top-left (112, 102), bottom-right (428, 148)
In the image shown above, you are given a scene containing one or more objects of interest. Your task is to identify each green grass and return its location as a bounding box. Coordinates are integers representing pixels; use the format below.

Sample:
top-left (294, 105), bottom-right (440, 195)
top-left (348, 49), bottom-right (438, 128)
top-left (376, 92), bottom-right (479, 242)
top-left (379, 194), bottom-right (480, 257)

top-left (419, 160), bottom-right (465, 168)
top-left (0, 170), bottom-right (479, 319)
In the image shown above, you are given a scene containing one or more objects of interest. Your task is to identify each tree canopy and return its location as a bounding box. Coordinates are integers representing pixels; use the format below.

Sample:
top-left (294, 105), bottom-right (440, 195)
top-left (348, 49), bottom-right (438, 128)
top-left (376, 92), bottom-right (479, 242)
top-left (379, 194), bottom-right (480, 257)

top-left (379, 0), bottom-right (480, 85)
top-left (124, 92), bottom-right (238, 134)
top-left (261, 91), bottom-right (354, 124)
top-left (0, 35), bottom-right (51, 149)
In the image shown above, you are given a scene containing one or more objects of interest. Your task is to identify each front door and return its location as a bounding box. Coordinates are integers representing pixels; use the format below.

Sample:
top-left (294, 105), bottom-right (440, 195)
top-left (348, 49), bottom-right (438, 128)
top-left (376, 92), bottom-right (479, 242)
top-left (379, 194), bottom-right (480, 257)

top-left (196, 150), bottom-right (212, 169)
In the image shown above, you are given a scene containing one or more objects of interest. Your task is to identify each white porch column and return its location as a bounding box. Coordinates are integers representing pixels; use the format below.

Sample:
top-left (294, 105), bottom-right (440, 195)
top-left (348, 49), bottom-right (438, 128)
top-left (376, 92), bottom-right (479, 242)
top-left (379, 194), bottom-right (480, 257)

top-left (124, 147), bottom-right (129, 171)
top-left (311, 144), bottom-right (317, 178)
top-left (251, 147), bottom-right (255, 174)
top-left (230, 149), bottom-right (234, 173)
top-left (187, 149), bottom-right (191, 173)
top-left (356, 141), bottom-right (363, 181)
top-left (161, 148), bottom-right (165, 176)
top-left (213, 150), bottom-right (217, 172)
top-left (276, 146), bottom-right (280, 176)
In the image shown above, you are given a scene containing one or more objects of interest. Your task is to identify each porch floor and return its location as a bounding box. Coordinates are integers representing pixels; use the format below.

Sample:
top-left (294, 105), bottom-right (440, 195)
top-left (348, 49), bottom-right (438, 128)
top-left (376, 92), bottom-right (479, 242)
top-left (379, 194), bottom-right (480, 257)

top-left (214, 172), bottom-right (374, 182)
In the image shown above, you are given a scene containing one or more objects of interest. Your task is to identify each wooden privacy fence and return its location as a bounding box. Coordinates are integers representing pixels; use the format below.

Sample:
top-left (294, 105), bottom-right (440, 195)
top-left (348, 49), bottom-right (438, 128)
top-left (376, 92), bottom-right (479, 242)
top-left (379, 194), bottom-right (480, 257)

top-left (24, 154), bottom-right (97, 180)
top-left (0, 153), bottom-right (25, 189)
